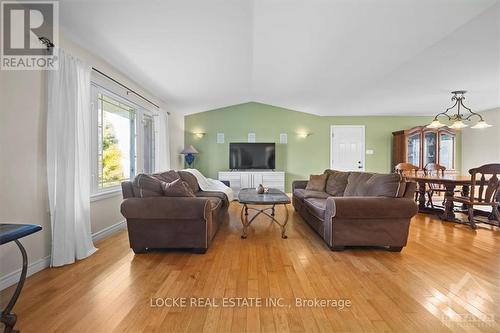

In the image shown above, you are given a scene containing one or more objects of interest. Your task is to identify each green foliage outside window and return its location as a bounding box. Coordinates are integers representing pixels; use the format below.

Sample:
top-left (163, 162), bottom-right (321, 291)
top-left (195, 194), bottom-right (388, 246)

top-left (102, 122), bottom-right (124, 187)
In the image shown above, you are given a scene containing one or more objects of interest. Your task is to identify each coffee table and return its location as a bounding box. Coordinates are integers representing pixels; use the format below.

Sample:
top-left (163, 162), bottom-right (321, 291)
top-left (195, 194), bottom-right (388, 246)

top-left (238, 188), bottom-right (291, 239)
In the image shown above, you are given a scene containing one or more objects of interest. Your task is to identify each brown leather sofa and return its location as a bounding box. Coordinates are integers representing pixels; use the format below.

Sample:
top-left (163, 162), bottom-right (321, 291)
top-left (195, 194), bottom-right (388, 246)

top-left (120, 171), bottom-right (229, 254)
top-left (293, 170), bottom-right (418, 252)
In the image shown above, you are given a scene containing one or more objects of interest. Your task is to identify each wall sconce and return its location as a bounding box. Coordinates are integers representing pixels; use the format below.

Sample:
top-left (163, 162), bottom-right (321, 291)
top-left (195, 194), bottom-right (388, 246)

top-left (193, 132), bottom-right (206, 138)
top-left (297, 132), bottom-right (312, 138)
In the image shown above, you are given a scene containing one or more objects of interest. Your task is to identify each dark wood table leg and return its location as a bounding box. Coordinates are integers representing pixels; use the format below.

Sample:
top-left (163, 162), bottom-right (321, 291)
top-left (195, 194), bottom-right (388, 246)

top-left (461, 185), bottom-right (470, 210)
top-left (440, 184), bottom-right (457, 221)
top-left (488, 191), bottom-right (500, 221)
top-left (417, 180), bottom-right (426, 210)
top-left (1, 240), bottom-right (27, 333)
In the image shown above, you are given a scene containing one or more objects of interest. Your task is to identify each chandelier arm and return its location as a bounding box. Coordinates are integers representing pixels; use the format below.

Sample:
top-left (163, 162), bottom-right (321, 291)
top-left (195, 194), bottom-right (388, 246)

top-left (465, 111), bottom-right (483, 121)
top-left (444, 99), bottom-right (459, 114)
top-left (434, 111), bottom-right (452, 121)
top-left (459, 99), bottom-right (483, 121)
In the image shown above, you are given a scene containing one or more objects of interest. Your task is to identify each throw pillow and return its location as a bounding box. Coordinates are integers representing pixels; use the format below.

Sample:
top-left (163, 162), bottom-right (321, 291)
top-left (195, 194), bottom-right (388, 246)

top-left (133, 174), bottom-right (164, 197)
top-left (161, 178), bottom-right (196, 197)
top-left (178, 171), bottom-right (200, 192)
top-left (153, 170), bottom-right (180, 183)
top-left (324, 169), bottom-right (349, 196)
top-left (305, 173), bottom-right (327, 192)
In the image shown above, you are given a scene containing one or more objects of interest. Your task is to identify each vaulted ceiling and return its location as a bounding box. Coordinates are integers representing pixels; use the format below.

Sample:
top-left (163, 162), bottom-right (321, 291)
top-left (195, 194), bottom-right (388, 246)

top-left (60, 0), bottom-right (499, 116)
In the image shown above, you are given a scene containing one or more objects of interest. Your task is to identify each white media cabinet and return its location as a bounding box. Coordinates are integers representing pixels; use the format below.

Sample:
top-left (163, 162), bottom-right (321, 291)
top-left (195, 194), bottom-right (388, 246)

top-left (218, 170), bottom-right (285, 197)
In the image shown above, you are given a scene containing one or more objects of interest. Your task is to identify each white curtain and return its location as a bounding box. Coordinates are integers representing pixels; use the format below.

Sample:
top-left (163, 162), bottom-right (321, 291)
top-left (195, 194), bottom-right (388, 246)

top-left (47, 49), bottom-right (97, 267)
top-left (155, 110), bottom-right (171, 172)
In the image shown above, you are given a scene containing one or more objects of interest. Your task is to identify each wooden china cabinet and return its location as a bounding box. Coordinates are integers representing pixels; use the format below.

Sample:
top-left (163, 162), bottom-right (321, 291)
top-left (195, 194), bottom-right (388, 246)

top-left (392, 126), bottom-right (457, 173)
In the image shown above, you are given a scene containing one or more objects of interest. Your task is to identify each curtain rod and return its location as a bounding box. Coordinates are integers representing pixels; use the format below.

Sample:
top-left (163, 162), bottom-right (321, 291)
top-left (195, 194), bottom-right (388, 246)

top-left (92, 67), bottom-right (160, 109)
top-left (38, 37), bottom-right (167, 113)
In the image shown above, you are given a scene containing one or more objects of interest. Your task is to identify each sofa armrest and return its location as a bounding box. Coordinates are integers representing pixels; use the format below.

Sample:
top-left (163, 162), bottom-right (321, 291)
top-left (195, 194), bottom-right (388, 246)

top-left (327, 197), bottom-right (418, 219)
top-left (292, 180), bottom-right (308, 191)
top-left (121, 197), bottom-right (211, 220)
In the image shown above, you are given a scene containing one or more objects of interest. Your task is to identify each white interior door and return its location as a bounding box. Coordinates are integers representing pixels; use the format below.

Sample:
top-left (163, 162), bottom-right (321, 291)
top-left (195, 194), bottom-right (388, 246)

top-left (330, 125), bottom-right (365, 171)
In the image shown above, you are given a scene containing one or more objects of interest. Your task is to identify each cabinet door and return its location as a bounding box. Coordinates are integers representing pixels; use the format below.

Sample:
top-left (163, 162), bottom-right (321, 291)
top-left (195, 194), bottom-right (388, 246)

top-left (263, 173), bottom-right (285, 191)
top-left (423, 131), bottom-right (437, 166)
top-left (253, 173), bottom-right (263, 188)
top-left (406, 133), bottom-right (421, 166)
top-left (240, 173), bottom-right (252, 189)
top-left (439, 132), bottom-right (455, 170)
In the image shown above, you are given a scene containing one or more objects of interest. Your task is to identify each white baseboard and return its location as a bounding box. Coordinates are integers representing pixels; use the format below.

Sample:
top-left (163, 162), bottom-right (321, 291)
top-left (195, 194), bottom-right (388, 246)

top-left (0, 255), bottom-right (51, 292)
top-left (0, 220), bottom-right (127, 291)
top-left (92, 220), bottom-right (127, 242)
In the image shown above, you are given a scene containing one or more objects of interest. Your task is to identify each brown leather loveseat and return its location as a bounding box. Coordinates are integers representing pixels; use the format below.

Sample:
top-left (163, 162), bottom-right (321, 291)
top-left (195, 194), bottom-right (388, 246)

top-left (293, 170), bottom-right (418, 252)
top-left (121, 170), bottom-right (229, 254)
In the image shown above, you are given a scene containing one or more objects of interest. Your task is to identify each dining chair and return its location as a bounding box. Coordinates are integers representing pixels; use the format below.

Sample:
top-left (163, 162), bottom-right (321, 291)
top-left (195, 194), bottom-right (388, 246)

top-left (451, 163), bottom-right (500, 229)
top-left (395, 163), bottom-right (419, 201)
top-left (423, 163), bottom-right (462, 208)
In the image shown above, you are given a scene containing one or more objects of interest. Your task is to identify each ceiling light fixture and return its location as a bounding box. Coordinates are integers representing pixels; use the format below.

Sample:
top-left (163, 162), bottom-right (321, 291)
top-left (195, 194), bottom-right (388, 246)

top-left (427, 91), bottom-right (492, 130)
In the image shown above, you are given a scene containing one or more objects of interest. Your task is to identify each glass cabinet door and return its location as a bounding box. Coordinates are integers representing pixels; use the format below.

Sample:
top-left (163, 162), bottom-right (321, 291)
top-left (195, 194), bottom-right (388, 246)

top-left (439, 133), bottom-right (455, 169)
top-left (423, 131), bottom-right (437, 165)
top-left (407, 133), bottom-right (420, 166)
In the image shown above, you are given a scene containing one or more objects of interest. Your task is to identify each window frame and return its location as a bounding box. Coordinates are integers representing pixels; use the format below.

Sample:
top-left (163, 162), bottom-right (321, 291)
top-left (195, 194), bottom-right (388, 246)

top-left (90, 81), bottom-right (158, 200)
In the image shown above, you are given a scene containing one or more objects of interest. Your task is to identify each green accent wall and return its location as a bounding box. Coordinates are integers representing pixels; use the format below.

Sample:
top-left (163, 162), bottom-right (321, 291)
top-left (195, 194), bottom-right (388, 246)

top-left (184, 102), bottom-right (462, 191)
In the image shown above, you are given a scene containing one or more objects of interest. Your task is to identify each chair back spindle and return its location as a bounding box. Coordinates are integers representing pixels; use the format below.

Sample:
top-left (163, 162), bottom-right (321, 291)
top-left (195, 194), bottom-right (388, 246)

top-left (424, 163), bottom-right (446, 190)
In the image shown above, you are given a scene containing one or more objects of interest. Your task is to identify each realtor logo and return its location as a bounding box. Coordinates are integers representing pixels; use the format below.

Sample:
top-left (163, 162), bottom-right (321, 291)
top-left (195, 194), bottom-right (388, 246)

top-left (1, 0), bottom-right (59, 70)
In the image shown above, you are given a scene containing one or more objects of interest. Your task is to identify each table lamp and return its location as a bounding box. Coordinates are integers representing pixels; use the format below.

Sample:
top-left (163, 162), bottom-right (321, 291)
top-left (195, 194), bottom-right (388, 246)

top-left (181, 145), bottom-right (199, 167)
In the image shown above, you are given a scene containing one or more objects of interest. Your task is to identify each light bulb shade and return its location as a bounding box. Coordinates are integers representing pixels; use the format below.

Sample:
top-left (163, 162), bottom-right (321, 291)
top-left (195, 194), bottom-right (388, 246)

top-left (180, 145), bottom-right (199, 154)
top-left (471, 120), bottom-right (493, 129)
top-left (449, 120), bottom-right (468, 129)
top-left (426, 119), bottom-right (445, 129)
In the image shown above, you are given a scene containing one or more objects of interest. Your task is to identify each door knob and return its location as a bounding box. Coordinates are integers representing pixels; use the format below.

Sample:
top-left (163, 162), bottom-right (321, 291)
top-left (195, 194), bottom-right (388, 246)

top-left (358, 166), bottom-right (363, 169)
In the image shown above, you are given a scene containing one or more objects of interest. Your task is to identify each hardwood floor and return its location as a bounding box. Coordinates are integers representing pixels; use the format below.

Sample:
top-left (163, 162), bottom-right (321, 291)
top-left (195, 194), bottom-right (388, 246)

top-left (2, 202), bottom-right (499, 333)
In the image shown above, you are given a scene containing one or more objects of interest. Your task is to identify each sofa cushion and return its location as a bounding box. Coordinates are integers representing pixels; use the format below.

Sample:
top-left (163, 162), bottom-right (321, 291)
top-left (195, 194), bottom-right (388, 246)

top-left (133, 174), bottom-right (164, 197)
top-left (305, 173), bottom-right (328, 191)
top-left (153, 170), bottom-right (180, 183)
top-left (304, 198), bottom-right (327, 220)
top-left (324, 170), bottom-right (349, 196)
top-left (178, 171), bottom-right (200, 193)
top-left (294, 189), bottom-right (330, 200)
top-left (161, 178), bottom-right (196, 197)
top-left (344, 172), bottom-right (403, 198)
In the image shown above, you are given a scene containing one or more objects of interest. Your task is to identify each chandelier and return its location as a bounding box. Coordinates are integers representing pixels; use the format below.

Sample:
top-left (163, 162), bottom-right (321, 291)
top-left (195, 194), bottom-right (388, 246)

top-left (427, 90), bottom-right (492, 129)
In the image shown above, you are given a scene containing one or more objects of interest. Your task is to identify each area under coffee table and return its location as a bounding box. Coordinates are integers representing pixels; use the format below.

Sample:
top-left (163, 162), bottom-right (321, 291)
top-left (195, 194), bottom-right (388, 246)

top-left (238, 188), bottom-right (291, 239)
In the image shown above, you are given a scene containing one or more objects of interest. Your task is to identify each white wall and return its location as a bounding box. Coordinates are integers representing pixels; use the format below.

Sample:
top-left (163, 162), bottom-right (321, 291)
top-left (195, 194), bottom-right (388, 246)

top-left (0, 32), bottom-right (184, 288)
top-left (462, 108), bottom-right (500, 172)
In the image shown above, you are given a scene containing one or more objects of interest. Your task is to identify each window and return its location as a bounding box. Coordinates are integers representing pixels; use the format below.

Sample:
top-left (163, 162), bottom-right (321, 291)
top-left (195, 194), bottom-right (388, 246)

top-left (91, 82), bottom-right (157, 197)
top-left (97, 93), bottom-right (136, 189)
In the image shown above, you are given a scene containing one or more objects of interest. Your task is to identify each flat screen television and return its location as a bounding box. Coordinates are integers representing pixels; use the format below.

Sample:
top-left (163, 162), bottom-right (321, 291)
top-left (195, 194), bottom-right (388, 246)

top-left (229, 143), bottom-right (275, 170)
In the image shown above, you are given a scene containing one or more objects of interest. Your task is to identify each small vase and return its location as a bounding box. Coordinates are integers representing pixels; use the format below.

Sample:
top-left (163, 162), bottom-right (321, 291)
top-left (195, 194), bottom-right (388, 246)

top-left (257, 184), bottom-right (265, 194)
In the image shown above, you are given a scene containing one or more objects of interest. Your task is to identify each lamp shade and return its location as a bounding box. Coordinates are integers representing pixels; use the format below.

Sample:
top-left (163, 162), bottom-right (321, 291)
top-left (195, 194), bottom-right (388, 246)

top-left (180, 145), bottom-right (199, 154)
top-left (426, 119), bottom-right (445, 129)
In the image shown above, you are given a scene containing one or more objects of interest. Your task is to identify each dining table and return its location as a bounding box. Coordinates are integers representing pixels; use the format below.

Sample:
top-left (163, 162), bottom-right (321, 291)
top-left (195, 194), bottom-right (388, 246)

top-left (405, 174), bottom-right (499, 225)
